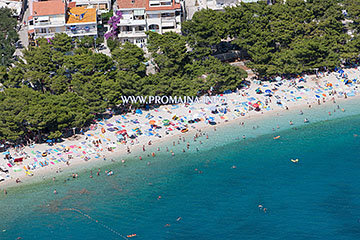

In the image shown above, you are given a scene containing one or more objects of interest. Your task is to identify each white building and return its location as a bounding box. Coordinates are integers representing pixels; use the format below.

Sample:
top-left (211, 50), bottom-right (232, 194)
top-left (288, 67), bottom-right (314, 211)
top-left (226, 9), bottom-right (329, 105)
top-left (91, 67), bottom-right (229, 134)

top-left (0, 0), bottom-right (23, 17)
top-left (115, 0), bottom-right (182, 47)
top-left (27, 0), bottom-right (67, 39)
top-left (65, 6), bottom-right (98, 37)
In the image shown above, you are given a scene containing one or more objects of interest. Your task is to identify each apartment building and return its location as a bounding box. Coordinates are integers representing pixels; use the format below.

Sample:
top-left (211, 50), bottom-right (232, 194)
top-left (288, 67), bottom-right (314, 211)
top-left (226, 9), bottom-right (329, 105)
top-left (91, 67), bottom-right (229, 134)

top-left (27, 0), bottom-right (99, 41)
top-left (27, 0), bottom-right (66, 39)
top-left (116, 0), bottom-right (182, 47)
top-left (65, 6), bottom-right (97, 37)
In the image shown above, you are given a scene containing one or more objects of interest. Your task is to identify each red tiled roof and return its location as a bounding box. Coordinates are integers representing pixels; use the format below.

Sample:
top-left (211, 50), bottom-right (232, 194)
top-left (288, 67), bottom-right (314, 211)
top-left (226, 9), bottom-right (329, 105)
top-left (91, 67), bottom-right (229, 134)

top-left (28, 15), bottom-right (33, 20)
top-left (68, 2), bottom-right (76, 8)
top-left (117, 0), bottom-right (146, 9)
top-left (33, 0), bottom-right (65, 16)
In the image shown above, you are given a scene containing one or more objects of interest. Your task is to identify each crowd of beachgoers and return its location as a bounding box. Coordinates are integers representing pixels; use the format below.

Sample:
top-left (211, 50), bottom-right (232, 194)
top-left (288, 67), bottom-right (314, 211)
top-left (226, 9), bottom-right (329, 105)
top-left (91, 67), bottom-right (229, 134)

top-left (1, 67), bottom-right (360, 188)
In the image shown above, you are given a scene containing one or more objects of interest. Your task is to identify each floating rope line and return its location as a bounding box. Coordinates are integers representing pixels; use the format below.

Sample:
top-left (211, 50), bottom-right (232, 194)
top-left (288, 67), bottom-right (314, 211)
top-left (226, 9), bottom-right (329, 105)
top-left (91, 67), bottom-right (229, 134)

top-left (64, 208), bottom-right (129, 240)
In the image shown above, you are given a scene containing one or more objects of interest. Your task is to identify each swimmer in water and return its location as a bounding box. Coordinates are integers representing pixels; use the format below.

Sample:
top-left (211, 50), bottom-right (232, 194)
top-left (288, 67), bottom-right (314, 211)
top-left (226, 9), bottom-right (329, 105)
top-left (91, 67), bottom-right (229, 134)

top-left (54, 189), bottom-right (57, 194)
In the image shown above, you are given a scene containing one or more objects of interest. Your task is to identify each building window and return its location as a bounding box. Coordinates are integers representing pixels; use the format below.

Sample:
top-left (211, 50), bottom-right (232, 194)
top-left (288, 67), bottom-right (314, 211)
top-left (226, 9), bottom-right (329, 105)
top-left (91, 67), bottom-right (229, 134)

top-left (161, 13), bottom-right (174, 18)
top-left (162, 26), bottom-right (175, 30)
top-left (160, 1), bottom-right (172, 6)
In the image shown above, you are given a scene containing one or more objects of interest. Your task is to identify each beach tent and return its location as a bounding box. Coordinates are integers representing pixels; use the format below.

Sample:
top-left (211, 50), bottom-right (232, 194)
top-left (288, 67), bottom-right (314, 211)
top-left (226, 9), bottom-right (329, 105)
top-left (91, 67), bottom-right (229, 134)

top-left (275, 76), bottom-right (282, 81)
top-left (265, 89), bottom-right (272, 94)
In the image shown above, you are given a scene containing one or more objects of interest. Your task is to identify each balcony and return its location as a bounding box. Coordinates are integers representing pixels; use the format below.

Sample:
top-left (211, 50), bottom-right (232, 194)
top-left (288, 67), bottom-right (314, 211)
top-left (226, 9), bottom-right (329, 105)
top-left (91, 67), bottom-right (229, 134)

top-left (147, 18), bottom-right (161, 25)
top-left (118, 30), bottom-right (147, 38)
top-left (34, 32), bottom-right (56, 38)
top-left (66, 29), bottom-right (97, 37)
top-left (33, 20), bottom-right (65, 27)
top-left (161, 16), bottom-right (175, 21)
top-left (118, 19), bottom-right (146, 26)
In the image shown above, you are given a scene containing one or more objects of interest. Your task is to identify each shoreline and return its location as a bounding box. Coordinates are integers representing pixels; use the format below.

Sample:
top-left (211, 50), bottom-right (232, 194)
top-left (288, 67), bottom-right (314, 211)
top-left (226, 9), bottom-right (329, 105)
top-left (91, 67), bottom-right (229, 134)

top-left (1, 68), bottom-right (360, 189)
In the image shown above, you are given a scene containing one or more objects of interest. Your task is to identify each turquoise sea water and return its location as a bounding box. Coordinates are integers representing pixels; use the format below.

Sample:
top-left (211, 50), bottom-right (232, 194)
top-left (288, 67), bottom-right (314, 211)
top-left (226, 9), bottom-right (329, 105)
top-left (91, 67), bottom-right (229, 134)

top-left (1, 99), bottom-right (360, 240)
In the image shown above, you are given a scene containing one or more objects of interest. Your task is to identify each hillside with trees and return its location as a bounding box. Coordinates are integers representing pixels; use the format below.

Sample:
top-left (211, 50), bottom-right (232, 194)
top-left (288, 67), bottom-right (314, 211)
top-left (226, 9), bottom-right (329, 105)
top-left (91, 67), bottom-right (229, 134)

top-left (182, 0), bottom-right (360, 77)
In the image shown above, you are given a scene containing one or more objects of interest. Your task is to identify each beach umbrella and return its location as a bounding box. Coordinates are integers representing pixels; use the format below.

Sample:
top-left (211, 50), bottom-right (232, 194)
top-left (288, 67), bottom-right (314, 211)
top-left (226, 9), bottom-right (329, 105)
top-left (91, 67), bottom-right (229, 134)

top-left (117, 129), bottom-right (127, 135)
top-left (135, 109), bottom-right (143, 114)
top-left (149, 120), bottom-right (156, 125)
top-left (315, 95), bottom-right (320, 98)
top-left (162, 119), bottom-right (170, 125)
top-left (252, 103), bottom-right (260, 108)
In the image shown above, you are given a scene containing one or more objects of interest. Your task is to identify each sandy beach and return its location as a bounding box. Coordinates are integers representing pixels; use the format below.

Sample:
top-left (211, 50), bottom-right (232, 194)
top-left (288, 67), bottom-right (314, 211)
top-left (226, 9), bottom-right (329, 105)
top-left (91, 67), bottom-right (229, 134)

top-left (1, 67), bottom-right (360, 188)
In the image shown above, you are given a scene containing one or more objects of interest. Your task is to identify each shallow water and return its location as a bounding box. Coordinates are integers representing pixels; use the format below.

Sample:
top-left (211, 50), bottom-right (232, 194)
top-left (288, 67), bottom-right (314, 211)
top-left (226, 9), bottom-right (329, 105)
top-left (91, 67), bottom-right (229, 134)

top-left (1, 99), bottom-right (360, 240)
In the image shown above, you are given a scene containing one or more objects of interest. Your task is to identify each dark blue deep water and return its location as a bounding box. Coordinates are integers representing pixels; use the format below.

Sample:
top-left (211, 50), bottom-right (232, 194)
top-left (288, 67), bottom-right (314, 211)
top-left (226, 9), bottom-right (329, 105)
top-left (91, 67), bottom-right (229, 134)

top-left (1, 100), bottom-right (360, 240)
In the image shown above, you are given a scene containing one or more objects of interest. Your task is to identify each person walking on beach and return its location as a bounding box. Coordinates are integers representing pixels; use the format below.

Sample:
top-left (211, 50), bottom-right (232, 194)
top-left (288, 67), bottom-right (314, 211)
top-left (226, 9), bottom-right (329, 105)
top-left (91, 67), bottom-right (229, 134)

top-left (4, 189), bottom-right (7, 195)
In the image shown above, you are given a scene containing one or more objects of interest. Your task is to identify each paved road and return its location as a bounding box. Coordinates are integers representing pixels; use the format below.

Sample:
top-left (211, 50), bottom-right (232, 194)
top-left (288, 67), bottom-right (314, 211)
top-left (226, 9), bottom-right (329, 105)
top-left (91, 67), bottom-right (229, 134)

top-left (14, 6), bottom-right (30, 57)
